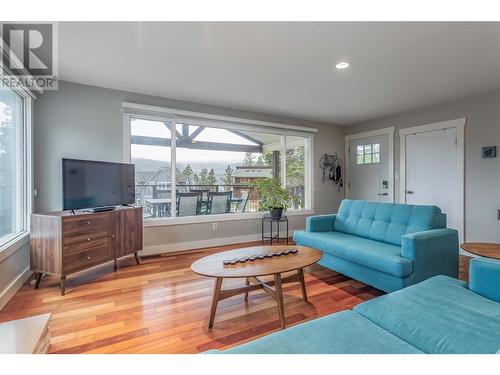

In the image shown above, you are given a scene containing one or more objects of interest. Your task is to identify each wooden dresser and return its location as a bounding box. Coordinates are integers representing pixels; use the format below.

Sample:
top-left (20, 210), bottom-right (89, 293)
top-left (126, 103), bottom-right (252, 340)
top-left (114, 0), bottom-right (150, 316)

top-left (30, 206), bottom-right (143, 295)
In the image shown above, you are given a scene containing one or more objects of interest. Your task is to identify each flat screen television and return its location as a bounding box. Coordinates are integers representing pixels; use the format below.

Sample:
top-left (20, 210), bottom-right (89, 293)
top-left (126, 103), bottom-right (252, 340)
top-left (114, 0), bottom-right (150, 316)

top-left (62, 158), bottom-right (135, 210)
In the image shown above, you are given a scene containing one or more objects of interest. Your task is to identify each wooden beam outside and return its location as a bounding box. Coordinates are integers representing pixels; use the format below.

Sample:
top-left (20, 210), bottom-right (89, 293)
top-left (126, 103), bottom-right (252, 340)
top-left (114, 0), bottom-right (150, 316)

top-left (131, 135), bottom-right (262, 153)
top-left (189, 126), bottom-right (205, 140)
top-left (228, 130), bottom-right (263, 146)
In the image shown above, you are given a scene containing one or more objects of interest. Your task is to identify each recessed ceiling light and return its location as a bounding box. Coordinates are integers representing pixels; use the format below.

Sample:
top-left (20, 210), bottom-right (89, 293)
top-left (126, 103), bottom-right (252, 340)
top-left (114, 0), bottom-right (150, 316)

top-left (336, 61), bottom-right (351, 70)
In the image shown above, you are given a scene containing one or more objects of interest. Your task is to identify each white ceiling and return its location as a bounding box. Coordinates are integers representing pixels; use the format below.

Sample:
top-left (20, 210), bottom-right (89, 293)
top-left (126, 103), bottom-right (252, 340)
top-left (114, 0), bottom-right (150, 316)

top-left (59, 22), bottom-right (500, 125)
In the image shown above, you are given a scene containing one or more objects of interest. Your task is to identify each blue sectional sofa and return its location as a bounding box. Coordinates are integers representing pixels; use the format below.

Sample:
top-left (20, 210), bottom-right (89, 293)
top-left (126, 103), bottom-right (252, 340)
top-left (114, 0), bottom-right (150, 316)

top-left (213, 257), bottom-right (500, 354)
top-left (293, 199), bottom-right (459, 292)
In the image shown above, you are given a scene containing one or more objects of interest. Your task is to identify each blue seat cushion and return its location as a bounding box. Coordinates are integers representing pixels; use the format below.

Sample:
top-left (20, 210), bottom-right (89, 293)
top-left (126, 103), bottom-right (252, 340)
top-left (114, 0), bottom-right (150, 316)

top-left (294, 230), bottom-right (412, 277)
top-left (334, 200), bottom-right (446, 246)
top-left (215, 311), bottom-right (423, 354)
top-left (354, 275), bottom-right (500, 354)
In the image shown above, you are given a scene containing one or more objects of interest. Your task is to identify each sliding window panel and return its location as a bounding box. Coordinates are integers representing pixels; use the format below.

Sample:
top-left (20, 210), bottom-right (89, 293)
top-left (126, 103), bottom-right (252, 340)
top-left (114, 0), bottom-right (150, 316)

top-left (174, 124), bottom-right (282, 216)
top-left (285, 135), bottom-right (308, 210)
top-left (130, 118), bottom-right (173, 219)
top-left (0, 88), bottom-right (24, 244)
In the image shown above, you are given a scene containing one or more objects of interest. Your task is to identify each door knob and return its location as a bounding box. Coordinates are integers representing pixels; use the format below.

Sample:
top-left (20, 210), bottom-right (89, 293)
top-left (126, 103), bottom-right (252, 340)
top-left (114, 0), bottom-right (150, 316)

top-left (406, 190), bottom-right (414, 194)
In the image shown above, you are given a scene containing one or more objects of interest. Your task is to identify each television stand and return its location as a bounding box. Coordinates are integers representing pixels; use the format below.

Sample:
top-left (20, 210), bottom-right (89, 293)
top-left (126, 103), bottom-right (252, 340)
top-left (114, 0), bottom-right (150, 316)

top-left (92, 205), bottom-right (116, 212)
top-left (30, 206), bottom-right (143, 295)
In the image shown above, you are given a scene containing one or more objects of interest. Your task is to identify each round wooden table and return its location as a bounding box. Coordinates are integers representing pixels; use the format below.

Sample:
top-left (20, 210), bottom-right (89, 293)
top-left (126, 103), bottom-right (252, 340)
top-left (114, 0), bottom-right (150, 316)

top-left (191, 245), bottom-right (322, 329)
top-left (460, 242), bottom-right (500, 260)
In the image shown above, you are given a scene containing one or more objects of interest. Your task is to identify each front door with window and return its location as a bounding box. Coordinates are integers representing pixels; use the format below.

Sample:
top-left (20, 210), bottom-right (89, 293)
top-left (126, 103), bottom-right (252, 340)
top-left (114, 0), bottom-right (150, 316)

top-left (348, 134), bottom-right (391, 202)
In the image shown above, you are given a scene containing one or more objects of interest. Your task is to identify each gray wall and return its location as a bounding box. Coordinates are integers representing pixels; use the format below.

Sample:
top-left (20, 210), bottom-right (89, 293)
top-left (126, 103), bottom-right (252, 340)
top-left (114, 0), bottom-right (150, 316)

top-left (33, 81), bottom-right (345, 251)
top-left (346, 90), bottom-right (500, 242)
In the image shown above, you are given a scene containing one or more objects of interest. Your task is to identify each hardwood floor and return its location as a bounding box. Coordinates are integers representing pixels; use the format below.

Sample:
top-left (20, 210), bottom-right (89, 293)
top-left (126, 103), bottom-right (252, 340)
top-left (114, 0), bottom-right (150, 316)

top-left (0, 241), bottom-right (470, 354)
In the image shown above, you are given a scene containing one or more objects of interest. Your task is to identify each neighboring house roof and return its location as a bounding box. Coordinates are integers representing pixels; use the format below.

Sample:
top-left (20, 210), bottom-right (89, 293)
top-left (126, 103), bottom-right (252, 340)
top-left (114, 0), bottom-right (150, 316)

top-left (233, 165), bottom-right (273, 178)
top-left (135, 167), bottom-right (186, 187)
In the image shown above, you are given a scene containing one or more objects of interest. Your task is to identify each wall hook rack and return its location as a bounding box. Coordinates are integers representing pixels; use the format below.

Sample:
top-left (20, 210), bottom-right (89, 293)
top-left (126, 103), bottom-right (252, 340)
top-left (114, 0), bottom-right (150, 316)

top-left (319, 153), bottom-right (343, 190)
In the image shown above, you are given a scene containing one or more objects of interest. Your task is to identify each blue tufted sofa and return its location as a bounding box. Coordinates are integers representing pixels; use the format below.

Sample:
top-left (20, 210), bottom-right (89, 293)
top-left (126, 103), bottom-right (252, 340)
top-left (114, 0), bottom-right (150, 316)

top-left (209, 257), bottom-right (500, 354)
top-left (293, 199), bottom-right (459, 292)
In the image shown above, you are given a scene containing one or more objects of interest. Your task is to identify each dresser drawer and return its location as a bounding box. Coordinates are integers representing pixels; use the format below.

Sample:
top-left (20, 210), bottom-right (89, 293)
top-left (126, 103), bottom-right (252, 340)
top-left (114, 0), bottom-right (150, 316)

top-left (63, 236), bottom-right (109, 254)
top-left (62, 215), bottom-right (109, 236)
top-left (63, 245), bottom-right (110, 274)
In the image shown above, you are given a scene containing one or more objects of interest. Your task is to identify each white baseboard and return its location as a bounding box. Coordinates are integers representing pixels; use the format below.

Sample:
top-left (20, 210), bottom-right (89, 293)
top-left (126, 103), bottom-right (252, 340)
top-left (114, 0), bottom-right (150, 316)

top-left (0, 266), bottom-right (32, 311)
top-left (140, 231), bottom-right (295, 257)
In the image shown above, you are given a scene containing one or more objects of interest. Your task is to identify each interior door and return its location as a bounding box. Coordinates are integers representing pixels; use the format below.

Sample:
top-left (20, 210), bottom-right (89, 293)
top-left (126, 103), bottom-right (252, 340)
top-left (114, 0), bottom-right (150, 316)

top-left (348, 134), bottom-right (391, 202)
top-left (405, 127), bottom-right (458, 230)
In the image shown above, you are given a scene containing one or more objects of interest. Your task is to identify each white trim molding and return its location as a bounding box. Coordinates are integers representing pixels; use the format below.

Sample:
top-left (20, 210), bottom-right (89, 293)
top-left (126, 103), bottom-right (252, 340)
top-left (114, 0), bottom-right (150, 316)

top-left (344, 127), bottom-right (395, 202)
top-left (399, 118), bottom-right (466, 243)
top-left (0, 266), bottom-right (32, 311)
top-left (121, 102), bottom-right (318, 134)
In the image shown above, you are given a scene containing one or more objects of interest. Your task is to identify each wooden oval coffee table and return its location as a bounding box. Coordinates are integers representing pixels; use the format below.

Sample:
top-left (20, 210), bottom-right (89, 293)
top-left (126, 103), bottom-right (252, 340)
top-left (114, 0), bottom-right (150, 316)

top-left (191, 245), bottom-right (322, 329)
top-left (460, 242), bottom-right (500, 259)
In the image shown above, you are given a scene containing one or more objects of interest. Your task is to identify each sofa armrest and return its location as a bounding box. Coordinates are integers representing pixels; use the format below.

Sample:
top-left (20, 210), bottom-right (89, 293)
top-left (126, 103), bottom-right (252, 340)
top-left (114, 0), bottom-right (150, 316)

top-left (306, 214), bottom-right (336, 232)
top-left (401, 228), bottom-right (459, 282)
top-left (469, 257), bottom-right (500, 303)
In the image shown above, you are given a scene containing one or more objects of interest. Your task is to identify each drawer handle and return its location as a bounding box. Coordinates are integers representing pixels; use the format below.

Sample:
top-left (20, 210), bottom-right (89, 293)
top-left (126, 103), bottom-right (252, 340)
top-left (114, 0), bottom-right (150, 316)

top-left (86, 221), bottom-right (91, 225)
top-left (87, 238), bottom-right (91, 241)
top-left (111, 234), bottom-right (115, 238)
top-left (87, 256), bottom-right (91, 260)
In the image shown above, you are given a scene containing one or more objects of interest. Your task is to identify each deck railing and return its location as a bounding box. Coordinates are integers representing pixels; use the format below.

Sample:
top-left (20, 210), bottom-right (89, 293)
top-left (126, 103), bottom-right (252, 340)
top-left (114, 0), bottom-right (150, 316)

top-left (135, 183), bottom-right (304, 218)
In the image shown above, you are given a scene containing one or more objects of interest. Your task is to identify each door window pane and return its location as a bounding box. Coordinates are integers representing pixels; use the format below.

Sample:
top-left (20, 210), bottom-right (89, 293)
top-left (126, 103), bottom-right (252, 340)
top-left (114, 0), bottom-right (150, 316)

top-left (356, 143), bottom-right (380, 165)
top-left (0, 89), bottom-right (23, 243)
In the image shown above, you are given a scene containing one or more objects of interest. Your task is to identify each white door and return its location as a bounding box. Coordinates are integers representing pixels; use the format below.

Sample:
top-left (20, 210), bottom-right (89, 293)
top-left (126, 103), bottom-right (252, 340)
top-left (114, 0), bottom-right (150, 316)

top-left (348, 134), bottom-right (392, 202)
top-left (404, 127), bottom-right (458, 230)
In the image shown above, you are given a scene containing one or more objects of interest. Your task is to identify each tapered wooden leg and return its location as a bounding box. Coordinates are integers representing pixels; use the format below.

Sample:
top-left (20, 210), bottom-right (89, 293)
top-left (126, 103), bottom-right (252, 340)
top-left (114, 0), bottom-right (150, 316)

top-left (274, 273), bottom-right (286, 329)
top-left (34, 273), bottom-right (43, 289)
top-left (297, 268), bottom-right (307, 301)
top-left (244, 277), bottom-right (250, 301)
top-left (208, 277), bottom-right (223, 329)
top-left (134, 252), bottom-right (141, 265)
top-left (113, 259), bottom-right (117, 271)
top-left (60, 276), bottom-right (66, 296)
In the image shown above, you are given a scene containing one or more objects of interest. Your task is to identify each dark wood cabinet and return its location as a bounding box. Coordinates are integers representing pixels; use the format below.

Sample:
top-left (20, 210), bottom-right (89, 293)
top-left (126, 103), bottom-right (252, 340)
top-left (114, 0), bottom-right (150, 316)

top-left (30, 206), bottom-right (143, 295)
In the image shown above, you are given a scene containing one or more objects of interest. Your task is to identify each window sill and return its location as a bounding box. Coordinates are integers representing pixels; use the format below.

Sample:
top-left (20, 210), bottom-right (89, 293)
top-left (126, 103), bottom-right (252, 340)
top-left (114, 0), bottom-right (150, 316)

top-left (143, 209), bottom-right (314, 228)
top-left (0, 231), bottom-right (30, 263)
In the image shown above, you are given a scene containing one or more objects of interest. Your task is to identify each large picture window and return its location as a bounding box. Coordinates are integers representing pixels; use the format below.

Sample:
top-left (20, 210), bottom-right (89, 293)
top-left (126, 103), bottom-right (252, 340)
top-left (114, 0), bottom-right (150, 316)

top-left (0, 88), bottom-right (27, 246)
top-left (125, 107), bottom-right (313, 222)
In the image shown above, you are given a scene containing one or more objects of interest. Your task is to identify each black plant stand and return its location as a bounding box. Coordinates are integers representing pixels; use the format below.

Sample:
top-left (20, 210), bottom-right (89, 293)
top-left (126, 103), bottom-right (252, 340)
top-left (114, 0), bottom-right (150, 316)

top-left (262, 214), bottom-right (289, 245)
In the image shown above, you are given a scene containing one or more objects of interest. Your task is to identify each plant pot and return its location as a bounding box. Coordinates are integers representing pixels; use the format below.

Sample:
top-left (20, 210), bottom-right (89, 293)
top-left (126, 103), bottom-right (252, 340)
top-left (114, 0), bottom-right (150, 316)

top-left (269, 207), bottom-right (283, 219)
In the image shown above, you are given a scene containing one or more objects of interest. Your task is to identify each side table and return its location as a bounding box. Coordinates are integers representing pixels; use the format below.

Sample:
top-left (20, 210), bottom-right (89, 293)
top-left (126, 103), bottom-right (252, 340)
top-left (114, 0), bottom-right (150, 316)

top-left (262, 214), bottom-right (289, 245)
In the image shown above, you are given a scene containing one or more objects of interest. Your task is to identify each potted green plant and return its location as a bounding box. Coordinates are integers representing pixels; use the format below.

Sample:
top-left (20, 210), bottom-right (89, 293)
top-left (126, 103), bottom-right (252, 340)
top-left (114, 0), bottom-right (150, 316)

top-left (251, 178), bottom-right (298, 219)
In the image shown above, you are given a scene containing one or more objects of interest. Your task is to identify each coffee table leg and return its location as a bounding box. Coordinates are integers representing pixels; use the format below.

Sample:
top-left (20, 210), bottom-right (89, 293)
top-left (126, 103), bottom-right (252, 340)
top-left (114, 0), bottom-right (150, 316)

top-left (297, 268), bottom-right (307, 302)
top-left (244, 277), bottom-right (250, 301)
top-left (208, 277), bottom-right (223, 329)
top-left (274, 273), bottom-right (286, 329)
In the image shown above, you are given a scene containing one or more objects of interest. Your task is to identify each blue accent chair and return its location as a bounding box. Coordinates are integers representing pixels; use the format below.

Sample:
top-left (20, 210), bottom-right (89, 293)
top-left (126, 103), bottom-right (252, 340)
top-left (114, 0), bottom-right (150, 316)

top-left (210, 257), bottom-right (500, 354)
top-left (293, 199), bottom-right (459, 292)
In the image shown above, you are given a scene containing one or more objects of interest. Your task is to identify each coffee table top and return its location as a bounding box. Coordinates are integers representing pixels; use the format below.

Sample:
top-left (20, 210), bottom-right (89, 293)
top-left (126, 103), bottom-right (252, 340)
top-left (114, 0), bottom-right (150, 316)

top-left (191, 245), bottom-right (322, 278)
top-left (460, 242), bottom-right (500, 260)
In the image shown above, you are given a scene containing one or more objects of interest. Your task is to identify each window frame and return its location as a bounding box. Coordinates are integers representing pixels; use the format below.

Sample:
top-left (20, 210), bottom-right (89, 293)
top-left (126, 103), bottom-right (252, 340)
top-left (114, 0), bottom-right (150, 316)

top-left (0, 85), bottom-right (33, 257)
top-left (122, 104), bottom-right (315, 226)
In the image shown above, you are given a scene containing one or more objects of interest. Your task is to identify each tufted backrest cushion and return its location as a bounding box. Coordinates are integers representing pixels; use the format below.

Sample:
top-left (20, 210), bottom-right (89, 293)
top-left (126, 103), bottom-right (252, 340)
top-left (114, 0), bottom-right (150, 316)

top-left (333, 199), bottom-right (446, 246)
